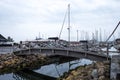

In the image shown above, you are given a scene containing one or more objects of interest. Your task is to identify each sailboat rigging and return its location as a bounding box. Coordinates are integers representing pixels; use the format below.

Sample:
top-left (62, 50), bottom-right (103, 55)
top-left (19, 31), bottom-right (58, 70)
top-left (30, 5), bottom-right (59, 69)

top-left (58, 4), bottom-right (71, 43)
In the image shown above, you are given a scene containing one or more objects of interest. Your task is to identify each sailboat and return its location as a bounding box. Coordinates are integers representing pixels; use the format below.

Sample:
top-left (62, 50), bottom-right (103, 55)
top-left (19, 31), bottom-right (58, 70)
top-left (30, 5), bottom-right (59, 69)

top-left (106, 21), bottom-right (120, 52)
top-left (114, 38), bottom-right (120, 52)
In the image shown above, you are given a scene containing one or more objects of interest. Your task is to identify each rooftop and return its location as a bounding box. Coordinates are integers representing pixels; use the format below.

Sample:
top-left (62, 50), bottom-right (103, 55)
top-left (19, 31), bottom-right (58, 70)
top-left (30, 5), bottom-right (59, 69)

top-left (0, 34), bottom-right (7, 42)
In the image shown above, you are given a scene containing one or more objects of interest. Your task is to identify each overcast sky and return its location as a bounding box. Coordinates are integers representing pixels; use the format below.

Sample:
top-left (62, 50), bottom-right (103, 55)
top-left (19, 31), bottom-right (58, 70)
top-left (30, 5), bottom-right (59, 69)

top-left (0, 0), bottom-right (120, 42)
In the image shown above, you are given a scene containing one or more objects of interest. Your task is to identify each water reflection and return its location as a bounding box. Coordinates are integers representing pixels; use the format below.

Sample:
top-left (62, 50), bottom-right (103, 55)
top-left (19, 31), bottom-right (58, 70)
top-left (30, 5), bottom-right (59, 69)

top-left (0, 73), bottom-right (14, 80)
top-left (0, 58), bottom-right (92, 80)
top-left (13, 69), bottom-right (56, 80)
top-left (34, 58), bottom-right (93, 78)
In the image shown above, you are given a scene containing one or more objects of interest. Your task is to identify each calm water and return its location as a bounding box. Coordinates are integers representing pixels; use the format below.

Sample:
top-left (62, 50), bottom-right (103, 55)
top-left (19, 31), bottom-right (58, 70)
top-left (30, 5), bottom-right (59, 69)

top-left (0, 58), bottom-right (92, 80)
top-left (0, 47), bottom-right (13, 54)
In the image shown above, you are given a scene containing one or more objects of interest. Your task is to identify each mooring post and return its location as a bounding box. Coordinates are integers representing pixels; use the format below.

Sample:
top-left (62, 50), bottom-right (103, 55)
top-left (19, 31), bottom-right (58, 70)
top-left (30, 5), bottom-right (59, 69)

top-left (67, 50), bottom-right (69, 56)
top-left (29, 42), bottom-right (31, 54)
top-left (39, 49), bottom-right (41, 53)
top-left (12, 43), bottom-right (14, 53)
top-left (20, 41), bottom-right (22, 54)
top-left (52, 49), bottom-right (54, 53)
top-left (106, 43), bottom-right (109, 61)
top-left (85, 52), bottom-right (87, 57)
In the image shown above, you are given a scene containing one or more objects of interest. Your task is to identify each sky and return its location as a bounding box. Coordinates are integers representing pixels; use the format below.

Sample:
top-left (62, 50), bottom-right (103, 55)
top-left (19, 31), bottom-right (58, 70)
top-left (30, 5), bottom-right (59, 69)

top-left (0, 0), bottom-right (120, 42)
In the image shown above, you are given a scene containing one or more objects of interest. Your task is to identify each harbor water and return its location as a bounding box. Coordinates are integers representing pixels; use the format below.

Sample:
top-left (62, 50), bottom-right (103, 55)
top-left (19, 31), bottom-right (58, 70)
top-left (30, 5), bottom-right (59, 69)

top-left (0, 58), bottom-right (93, 80)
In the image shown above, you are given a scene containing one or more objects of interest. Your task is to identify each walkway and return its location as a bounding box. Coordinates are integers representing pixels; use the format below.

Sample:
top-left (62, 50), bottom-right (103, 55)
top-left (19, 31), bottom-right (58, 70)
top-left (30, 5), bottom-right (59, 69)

top-left (14, 47), bottom-right (110, 61)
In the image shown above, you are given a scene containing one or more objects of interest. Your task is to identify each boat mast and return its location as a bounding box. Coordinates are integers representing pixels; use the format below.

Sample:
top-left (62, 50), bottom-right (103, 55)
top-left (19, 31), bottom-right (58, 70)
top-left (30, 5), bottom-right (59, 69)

top-left (77, 30), bottom-right (79, 41)
top-left (68, 4), bottom-right (70, 45)
top-left (99, 28), bottom-right (102, 42)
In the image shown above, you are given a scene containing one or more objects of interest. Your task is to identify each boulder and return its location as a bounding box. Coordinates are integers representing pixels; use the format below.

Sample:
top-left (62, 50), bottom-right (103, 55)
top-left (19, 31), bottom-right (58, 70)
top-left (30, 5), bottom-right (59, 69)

top-left (98, 76), bottom-right (105, 80)
top-left (0, 66), bottom-right (3, 69)
top-left (98, 67), bottom-right (105, 76)
top-left (91, 69), bottom-right (98, 79)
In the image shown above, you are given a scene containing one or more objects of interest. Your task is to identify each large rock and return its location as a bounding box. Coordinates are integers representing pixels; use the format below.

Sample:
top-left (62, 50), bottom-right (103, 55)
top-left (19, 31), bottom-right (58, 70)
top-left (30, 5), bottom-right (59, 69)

top-left (98, 67), bottom-right (105, 76)
top-left (91, 69), bottom-right (98, 79)
top-left (0, 66), bottom-right (3, 69)
top-left (98, 76), bottom-right (105, 80)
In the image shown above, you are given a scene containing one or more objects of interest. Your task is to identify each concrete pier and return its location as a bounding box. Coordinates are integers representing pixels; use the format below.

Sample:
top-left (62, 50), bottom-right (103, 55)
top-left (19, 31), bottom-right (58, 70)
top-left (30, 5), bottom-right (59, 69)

top-left (111, 55), bottom-right (120, 80)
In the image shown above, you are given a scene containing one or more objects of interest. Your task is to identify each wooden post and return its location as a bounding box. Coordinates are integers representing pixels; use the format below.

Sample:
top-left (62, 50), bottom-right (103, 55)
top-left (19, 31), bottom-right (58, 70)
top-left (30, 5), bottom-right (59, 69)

top-left (52, 49), bottom-right (54, 53)
top-left (85, 52), bottom-right (87, 57)
top-left (40, 49), bottom-right (41, 53)
top-left (12, 43), bottom-right (14, 53)
top-left (20, 41), bottom-right (22, 54)
top-left (68, 61), bottom-right (70, 72)
top-left (106, 43), bottom-right (109, 61)
top-left (29, 42), bottom-right (31, 54)
top-left (67, 50), bottom-right (69, 56)
top-left (20, 44), bottom-right (22, 54)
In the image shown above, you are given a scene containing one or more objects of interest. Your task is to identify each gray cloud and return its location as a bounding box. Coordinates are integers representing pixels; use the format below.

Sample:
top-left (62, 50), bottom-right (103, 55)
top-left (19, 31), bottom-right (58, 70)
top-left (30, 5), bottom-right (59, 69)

top-left (0, 0), bottom-right (120, 41)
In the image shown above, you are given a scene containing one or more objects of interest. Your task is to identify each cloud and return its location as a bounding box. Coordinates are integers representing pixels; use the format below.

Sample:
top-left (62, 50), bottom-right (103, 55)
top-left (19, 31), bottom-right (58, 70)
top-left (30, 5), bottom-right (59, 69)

top-left (0, 0), bottom-right (120, 41)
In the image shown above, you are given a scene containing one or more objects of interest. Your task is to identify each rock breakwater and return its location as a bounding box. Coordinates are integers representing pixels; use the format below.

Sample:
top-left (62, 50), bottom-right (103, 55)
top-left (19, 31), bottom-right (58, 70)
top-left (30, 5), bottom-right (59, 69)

top-left (0, 53), bottom-right (49, 74)
top-left (59, 61), bottom-right (110, 80)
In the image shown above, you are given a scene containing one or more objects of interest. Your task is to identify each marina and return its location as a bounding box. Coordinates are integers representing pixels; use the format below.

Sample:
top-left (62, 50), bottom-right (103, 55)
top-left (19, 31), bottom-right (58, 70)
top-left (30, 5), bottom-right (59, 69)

top-left (0, 1), bottom-right (120, 80)
top-left (0, 37), bottom-right (119, 80)
top-left (0, 21), bottom-right (120, 79)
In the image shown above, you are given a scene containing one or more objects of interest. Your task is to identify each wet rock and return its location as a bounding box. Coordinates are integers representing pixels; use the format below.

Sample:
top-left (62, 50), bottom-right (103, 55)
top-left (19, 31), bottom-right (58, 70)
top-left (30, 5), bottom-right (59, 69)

top-left (103, 61), bottom-right (110, 65)
top-left (91, 69), bottom-right (98, 79)
top-left (65, 75), bottom-right (73, 80)
top-left (98, 76), bottom-right (105, 80)
top-left (0, 66), bottom-right (3, 69)
top-left (60, 61), bottom-right (110, 80)
top-left (98, 67), bottom-right (105, 76)
top-left (71, 70), bottom-right (78, 76)
top-left (0, 53), bottom-right (49, 74)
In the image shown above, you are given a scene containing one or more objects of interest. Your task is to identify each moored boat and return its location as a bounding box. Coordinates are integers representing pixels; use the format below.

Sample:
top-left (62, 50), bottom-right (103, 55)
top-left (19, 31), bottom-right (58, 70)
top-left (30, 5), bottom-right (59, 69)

top-left (114, 38), bottom-right (120, 52)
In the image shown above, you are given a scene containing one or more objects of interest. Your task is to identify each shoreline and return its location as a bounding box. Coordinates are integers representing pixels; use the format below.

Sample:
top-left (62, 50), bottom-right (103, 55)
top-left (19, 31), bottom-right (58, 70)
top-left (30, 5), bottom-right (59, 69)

top-left (0, 53), bottom-right (51, 74)
top-left (59, 61), bottom-right (110, 80)
top-left (0, 53), bottom-right (111, 80)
